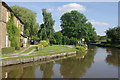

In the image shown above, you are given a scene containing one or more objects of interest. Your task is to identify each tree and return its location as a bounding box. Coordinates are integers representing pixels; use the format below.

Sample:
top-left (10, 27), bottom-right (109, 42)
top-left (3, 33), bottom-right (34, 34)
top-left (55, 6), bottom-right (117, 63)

top-left (106, 26), bottom-right (120, 43)
top-left (32, 23), bottom-right (40, 39)
top-left (54, 32), bottom-right (63, 45)
top-left (70, 37), bottom-right (78, 46)
top-left (60, 10), bottom-right (97, 42)
top-left (42, 9), bottom-right (55, 39)
top-left (38, 24), bottom-right (47, 40)
top-left (11, 5), bottom-right (38, 38)
top-left (62, 36), bottom-right (69, 45)
top-left (38, 9), bottom-right (55, 41)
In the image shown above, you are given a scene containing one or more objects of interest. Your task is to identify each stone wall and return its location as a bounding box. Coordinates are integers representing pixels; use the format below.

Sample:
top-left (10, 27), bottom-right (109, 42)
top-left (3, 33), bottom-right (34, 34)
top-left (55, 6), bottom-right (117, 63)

top-left (0, 2), bottom-right (24, 52)
top-left (2, 51), bottom-right (76, 66)
top-left (0, 2), bottom-right (2, 54)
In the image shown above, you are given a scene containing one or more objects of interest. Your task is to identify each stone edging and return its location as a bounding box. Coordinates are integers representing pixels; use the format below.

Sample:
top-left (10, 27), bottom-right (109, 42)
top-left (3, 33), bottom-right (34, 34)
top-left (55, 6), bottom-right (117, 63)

top-left (1, 51), bottom-right (76, 66)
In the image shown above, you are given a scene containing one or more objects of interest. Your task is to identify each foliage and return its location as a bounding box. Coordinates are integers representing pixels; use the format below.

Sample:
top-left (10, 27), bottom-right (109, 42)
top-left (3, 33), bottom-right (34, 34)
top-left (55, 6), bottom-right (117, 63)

top-left (38, 24), bottom-right (47, 40)
top-left (70, 37), bottom-right (78, 45)
top-left (49, 36), bottom-right (56, 45)
top-left (39, 40), bottom-right (49, 47)
top-left (32, 23), bottom-right (40, 39)
top-left (54, 32), bottom-right (63, 45)
top-left (76, 46), bottom-right (87, 53)
top-left (60, 10), bottom-right (97, 42)
top-left (62, 36), bottom-right (69, 45)
top-left (2, 47), bottom-right (15, 54)
top-left (11, 5), bottom-right (39, 38)
top-left (38, 9), bottom-right (55, 41)
top-left (36, 44), bottom-right (44, 51)
top-left (7, 12), bottom-right (20, 50)
top-left (106, 26), bottom-right (120, 43)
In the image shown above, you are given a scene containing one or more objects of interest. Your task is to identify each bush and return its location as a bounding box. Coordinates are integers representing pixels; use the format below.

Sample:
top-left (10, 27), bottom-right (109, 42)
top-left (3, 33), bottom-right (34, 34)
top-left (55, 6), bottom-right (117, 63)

top-left (2, 47), bottom-right (15, 54)
top-left (76, 46), bottom-right (86, 53)
top-left (36, 44), bottom-right (44, 51)
top-left (39, 40), bottom-right (49, 47)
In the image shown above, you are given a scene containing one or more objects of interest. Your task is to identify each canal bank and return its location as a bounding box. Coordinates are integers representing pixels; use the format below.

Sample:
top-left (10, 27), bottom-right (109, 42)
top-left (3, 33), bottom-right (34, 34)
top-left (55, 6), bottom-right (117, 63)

top-left (1, 51), bottom-right (76, 66)
top-left (2, 45), bottom-right (119, 78)
top-left (90, 43), bottom-right (120, 49)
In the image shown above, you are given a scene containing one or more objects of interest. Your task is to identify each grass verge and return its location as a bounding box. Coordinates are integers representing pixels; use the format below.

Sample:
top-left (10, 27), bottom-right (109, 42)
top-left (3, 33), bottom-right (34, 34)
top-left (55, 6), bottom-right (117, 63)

top-left (21, 46), bottom-right (35, 53)
top-left (1, 45), bottom-right (76, 60)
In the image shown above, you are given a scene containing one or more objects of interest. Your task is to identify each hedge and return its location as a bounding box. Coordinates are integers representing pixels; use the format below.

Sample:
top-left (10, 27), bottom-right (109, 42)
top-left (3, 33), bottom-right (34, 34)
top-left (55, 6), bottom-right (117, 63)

top-left (2, 47), bottom-right (15, 54)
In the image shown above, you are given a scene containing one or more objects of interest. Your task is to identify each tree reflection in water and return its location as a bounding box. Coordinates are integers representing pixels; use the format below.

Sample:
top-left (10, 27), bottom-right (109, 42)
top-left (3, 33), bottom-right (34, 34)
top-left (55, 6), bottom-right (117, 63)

top-left (40, 61), bottom-right (54, 78)
top-left (58, 45), bottom-right (97, 78)
top-left (105, 48), bottom-right (120, 67)
top-left (3, 65), bottom-right (37, 78)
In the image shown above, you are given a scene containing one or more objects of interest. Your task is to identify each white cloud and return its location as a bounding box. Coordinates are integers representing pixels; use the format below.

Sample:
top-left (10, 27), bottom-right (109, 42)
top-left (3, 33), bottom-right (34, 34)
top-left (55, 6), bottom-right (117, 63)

top-left (54, 25), bottom-right (62, 32)
top-left (89, 20), bottom-right (110, 27)
top-left (48, 8), bottom-right (53, 12)
top-left (57, 3), bottom-right (86, 13)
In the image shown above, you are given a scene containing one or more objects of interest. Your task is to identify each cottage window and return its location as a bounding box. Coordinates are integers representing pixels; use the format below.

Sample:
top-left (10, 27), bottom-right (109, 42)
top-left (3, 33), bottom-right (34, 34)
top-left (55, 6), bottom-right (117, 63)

top-left (6, 35), bottom-right (8, 47)
top-left (6, 10), bottom-right (9, 22)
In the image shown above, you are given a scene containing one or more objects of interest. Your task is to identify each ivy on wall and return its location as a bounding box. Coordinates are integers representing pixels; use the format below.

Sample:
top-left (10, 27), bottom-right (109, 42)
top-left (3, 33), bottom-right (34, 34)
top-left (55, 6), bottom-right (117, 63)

top-left (7, 12), bottom-right (20, 50)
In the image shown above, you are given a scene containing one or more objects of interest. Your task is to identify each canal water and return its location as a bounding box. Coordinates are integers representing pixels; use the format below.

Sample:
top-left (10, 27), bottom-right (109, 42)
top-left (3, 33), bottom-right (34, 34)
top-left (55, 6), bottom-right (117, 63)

top-left (2, 45), bottom-right (120, 78)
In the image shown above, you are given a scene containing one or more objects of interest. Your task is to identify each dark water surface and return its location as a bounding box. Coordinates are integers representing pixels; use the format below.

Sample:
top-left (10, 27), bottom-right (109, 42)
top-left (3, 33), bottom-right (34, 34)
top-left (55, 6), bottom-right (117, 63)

top-left (2, 45), bottom-right (120, 78)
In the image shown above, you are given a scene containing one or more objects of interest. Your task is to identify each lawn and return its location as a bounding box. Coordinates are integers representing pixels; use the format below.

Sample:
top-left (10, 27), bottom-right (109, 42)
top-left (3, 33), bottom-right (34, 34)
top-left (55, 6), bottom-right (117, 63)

top-left (1, 45), bottom-right (76, 60)
top-left (30, 45), bottom-right (76, 56)
top-left (13, 45), bottom-right (30, 53)
top-left (21, 46), bottom-right (35, 53)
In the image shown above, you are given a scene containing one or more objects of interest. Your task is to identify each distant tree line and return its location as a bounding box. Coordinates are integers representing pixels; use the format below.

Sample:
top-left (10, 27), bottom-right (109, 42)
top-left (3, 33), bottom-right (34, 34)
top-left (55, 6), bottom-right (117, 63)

top-left (11, 5), bottom-right (98, 45)
top-left (106, 26), bottom-right (120, 44)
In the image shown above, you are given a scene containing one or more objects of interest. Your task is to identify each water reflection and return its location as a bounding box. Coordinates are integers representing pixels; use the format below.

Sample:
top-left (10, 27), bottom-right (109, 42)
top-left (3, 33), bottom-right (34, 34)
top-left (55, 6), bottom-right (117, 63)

top-left (105, 48), bottom-right (120, 67)
top-left (52, 45), bottom-right (97, 78)
top-left (2, 46), bottom-right (119, 78)
top-left (40, 62), bottom-right (54, 78)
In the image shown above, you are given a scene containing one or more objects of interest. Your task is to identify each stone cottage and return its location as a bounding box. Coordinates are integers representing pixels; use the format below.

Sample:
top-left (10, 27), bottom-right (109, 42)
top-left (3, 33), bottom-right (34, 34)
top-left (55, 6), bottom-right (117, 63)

top-left (0, 1), bottom-right (26, 53)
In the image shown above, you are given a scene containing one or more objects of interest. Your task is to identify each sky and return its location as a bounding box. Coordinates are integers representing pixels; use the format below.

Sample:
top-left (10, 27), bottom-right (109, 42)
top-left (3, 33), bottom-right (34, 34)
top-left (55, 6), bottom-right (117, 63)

top-left (6, 2), bottom-right (118, 36)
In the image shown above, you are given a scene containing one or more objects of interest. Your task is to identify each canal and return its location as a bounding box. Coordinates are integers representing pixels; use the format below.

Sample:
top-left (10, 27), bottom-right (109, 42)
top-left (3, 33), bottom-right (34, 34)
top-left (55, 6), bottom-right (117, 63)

top-left (2, 45), bottom-right (120, 78)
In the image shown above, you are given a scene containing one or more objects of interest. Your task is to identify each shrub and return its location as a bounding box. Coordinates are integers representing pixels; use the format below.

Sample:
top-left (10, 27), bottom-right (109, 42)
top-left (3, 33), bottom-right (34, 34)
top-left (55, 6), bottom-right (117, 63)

top-left (36, 44), bottom-right (44, 51)
top-left (39, 40), bottom-right (49, 47)
top-left (76, 46), bottom-right (86, 53)
top-left (2, 47), bottom-right (15, 54)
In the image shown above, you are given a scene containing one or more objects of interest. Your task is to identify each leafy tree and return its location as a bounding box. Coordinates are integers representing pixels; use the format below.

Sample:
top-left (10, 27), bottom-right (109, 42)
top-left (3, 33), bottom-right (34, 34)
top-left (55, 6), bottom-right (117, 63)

top-left (11, 5), bottom-right (38, 38)
top-left (49, 36), bottom-right (56, 45)
top-left (38, 24), bottom-right (47, 40)
top-left (43, 9), bottom-right (55, 39)
top-left (62, 36), bottom-right (69, 45)
top-left (38, 9), bottom-right (55, 42)
top-left (54, 32), bottom-right (63, 45)
top-left (32, 23), bottom-right (40, 39)
top-left (106, 26), bottom-right (120, 43)
top-left (70, 37), bottom-right (78, 46)
top-left (60, 10), bottom-right (97, 42)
